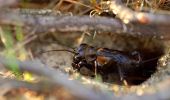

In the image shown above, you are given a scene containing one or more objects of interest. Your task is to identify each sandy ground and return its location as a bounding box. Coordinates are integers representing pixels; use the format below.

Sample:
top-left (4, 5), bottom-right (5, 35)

top-left (30, 32), bottom-right (170, 95)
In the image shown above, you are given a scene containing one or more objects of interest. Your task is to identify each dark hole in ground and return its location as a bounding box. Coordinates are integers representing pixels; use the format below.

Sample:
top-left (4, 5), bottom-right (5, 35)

top-left (124, 50), bottom-right (163, 85)
top-left (97, 48), bottom-right (164, 85)
top-left (74, 35), bottom-right (165, 86)
top-left (77, 45), bottom-right (164, 85)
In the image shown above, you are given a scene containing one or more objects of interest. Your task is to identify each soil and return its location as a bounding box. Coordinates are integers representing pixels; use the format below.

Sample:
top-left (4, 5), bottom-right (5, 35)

top-left (28, 32), bottom-right (170, 96)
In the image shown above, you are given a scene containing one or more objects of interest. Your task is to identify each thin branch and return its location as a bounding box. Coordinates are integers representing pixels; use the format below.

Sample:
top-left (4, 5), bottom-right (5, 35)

top-left (0, 56), bottom-right (113, 100)
top-left (0, 78), bottom-right (79, 99)
top-left (109, 0), bottom-right (170, 25)
top-left (0, 9), bottom-right (123, 33)
top-left (0, 78), bottom-right (55, 95)
top-left (0, 9), bottom-right (170, 39)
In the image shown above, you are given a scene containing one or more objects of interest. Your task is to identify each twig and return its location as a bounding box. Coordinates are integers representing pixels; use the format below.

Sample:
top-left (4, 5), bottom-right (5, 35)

top-left (0, 56), bottom-right (113, 100)
top-left (0, 78), bottom-right (79, 99)
top-left (0, 9), bottom-right (170, 39)
top-left (0, 9), bottom-right (123, 33)
top-left (109, 0), bottom-right (170, 25)
top-left (0, 78), bottom-right (55, 95)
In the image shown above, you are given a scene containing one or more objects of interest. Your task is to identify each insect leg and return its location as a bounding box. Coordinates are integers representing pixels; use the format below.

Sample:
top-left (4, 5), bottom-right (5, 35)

top-left (118, 65), bottom-right (129, 85)
top-left (118, 65), bottom-right (124, 81)
top-left (94, 61), bottom-right (98, 77)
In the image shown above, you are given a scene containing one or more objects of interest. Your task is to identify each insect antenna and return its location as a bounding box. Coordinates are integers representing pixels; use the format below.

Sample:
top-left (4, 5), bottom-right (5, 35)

top-left (140, 56), bottom-right (162, 64)
top-left (40, 49), bottom-right (77, 54)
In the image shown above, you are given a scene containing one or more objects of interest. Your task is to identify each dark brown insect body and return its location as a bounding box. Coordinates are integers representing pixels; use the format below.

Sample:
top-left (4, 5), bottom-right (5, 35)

top-left (72, 44), bottom-right (158, 85)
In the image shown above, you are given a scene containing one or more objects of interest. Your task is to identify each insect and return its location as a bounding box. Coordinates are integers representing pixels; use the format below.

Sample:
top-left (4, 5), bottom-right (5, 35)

top-left (42, 43), bottom-right (160, 85)
top-left (71, 44), bottom-right (143, 84)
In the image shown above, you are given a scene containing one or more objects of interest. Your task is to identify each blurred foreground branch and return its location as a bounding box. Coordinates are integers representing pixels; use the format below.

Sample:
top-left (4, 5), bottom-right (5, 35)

top-left (0, 56), bottom-right (170, 100)
top-left (0, 56), bottom-right (113, 100)
top-left (0, 9), bottom-right (170, 39)
top-left (0, 78), bottom-right (55, 95)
